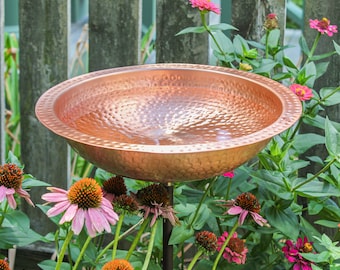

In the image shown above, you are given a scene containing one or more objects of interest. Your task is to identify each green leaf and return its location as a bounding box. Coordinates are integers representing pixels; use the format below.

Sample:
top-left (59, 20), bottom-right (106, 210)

top-left (168, 223), bottom-right (194, 245)
top-left (299, 35), bottom-right (310, 56)
top-left (209, 23), bottom-right (238, 32)
top-left (283, 56), bottom-right (298, 69)
top-left (308, 200), bottom-right (323, 215)
top-left (22, 175), bottom-right (50, 188)
top-left (264, 207), bottom-right (299, 239)
top-left (38, 260), bottom-right (70, 270)
top-left (295, 179), bottom-right (340, 197)
top-left (253, 59), bottom-right (279, 74)
top-left (175, 26), bottom-right (206, 36)
top-left (314, 220), bottom-right (339, 228)
top-left (310, 51), bottom-right (335, 61)
top-left (315, 61), bottom-right (329, 79)
top-left (333, 40), bottom-right (340, 55)
top-left (267, 29), bottom-right (280, 48)
top-left (188, 204), bottom-right (211, 230)
top-left (320, 87), bottom-right (340, 106)
top-left (293, 133), bottom-right (325, 154)
top-left (325, 117), bottom-right (340, 158)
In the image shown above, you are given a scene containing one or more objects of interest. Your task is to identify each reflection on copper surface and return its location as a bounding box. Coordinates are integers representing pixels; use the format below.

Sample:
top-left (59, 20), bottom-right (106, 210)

top-left (35, 64), bottom-right (302, 182)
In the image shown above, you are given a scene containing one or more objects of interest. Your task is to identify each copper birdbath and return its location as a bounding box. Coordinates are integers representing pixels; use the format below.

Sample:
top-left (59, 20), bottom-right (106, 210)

top-left (35, 63), bottom-right (301, 182)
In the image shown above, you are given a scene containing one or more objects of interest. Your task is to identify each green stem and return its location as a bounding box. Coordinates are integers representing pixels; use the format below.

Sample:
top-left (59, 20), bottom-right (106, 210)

top-left (0, 201), bottom-right (9, 227)
top-left (292, 157), bottom-right (337, 191)
top-left (188, 176), bottom-right (218, 229)
top-left (56, 229), bottom-right (74, 270)
top-left (187, 249), bottom-right (203, 270)
top-left (200, 12), bottom-right (228, 64)
top-left (305, 32), bottom-right (321, 66)
top-left (125, 217), bottom-right (150, 260)
top-left (265, 30), bottom-right (270, 59)
top-left (72, 236), bottom-right (92, 270)
top-left (309, 86), bottom-right (340, 113)
top-left (95, 218), bottom-right (144, 263)
top-left (212, 220), bottom-right (239, 270)
top-left (141, 220), bottom-right (158, 270)
top-left (112, 213), bottom-right (125, 260)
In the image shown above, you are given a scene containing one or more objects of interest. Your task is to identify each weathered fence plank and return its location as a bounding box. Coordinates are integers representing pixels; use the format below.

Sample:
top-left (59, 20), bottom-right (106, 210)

top-left (89, 0), bottom-right (141, 71)
top-left (156, 0), bottom-right (209, 63)
top-left (232, 0), bottom-right (286, 42)
top-left (0, 0), bottom-right (4, 164)
top-left (19, 0), bottom-right (70, 235)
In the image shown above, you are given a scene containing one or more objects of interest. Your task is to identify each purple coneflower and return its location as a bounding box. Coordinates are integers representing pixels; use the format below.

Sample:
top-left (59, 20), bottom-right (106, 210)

top-left (102, 175), bottom-right (127, 202)
top-left (42, 178), bottom-right (119, 237)
top-left (221, 192), bottom-right (267, 226)
top-left (0, 163), bottom-right (34, 209)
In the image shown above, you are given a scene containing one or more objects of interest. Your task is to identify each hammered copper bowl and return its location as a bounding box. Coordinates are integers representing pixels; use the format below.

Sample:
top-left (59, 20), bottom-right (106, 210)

top-left (35, 63), bottom-right (301, 182)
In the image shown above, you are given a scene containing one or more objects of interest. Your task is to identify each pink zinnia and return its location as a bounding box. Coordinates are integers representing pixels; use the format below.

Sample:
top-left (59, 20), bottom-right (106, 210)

top-left (189, 0), bottom-right (221, 14)
top-left (217, 232), bottom-right (248, 264)
top-left (42, 178), bottom-right (119, 238)
top-left (282, 236), bottom-right (315, 270)
top-left (222, 171), bottom-right (235, 178)
top-left (0, 163), bottom-right (34, 209)
top-left (290, 84), bottom-right (313, 101)
top-left (309, 18), bottom-right (338, 37)
top-left (221, 192), bottom-right (267, 226)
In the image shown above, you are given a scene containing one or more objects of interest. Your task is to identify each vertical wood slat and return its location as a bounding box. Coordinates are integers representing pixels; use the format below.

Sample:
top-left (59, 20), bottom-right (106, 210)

top-left (89, 0), bottom-right (141, 71)
top-left (232, 0), bottom-right (286, 42)
top-left (19, 0), bottom-right (70, 235)
top-left (0, 0), bottom-right (5, 164)
top-left (156, 0), bottom-right (209, 64)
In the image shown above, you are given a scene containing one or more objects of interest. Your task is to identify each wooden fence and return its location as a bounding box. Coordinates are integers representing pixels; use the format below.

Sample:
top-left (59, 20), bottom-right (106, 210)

top-left (1, 0), bottom-right (339, 239)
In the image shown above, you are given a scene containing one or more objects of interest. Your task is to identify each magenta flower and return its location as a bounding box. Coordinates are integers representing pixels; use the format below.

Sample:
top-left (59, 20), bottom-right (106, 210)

top-left (135, 184), bottom-right (179, 227)
top-left (309, 17), bottom-right (338, 37)
top-left (290, 84), bottom-right (313, 101)
top-left (0, 163), bottom-right (34, 209)
top-left (282, 236), bottom-right (315, 270)
top-left (221, 192), bottom-right (267, 226)
top-left (217, 232), bottom-right (248, 264)
top-left (189, 0), bottom-right (221, 14)
top-left (42, 178), bottom-right (119, 238)
top-left (222, 171), bottom-right (235, 178)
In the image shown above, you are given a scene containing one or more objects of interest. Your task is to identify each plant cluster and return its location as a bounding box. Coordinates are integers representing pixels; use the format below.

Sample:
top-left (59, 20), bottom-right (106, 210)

top-left (1, 0), bottom-right (340, 269)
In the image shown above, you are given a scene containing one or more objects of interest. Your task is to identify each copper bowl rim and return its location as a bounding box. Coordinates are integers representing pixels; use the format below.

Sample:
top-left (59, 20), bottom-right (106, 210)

top-left (35, 63), bottom-right (302, 154)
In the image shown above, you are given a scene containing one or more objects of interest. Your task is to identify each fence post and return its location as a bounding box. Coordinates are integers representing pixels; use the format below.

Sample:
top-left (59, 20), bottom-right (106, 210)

top-left (156, 0), bottom-right (209, 63)
top-left (0, 0), bottom-right (4, 164)
top-left (88, 0), bottom-right (141, 71)
top-left (232, 0), bottom-right (286, 42)
top-left (19, 0), bottom-right (70, 235)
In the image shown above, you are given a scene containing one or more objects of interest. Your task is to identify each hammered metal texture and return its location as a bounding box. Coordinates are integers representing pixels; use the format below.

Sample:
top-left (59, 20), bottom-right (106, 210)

top-left (35, 64), bottom-right (302, 182)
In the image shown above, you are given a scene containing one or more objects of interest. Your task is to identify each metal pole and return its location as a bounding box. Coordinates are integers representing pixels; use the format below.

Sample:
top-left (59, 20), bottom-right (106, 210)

top-left (163, 183), bottom-right (173, 270)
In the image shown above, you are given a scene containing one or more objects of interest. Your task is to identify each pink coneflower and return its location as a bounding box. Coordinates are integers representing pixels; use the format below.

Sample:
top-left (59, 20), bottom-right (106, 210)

top-left (189, 0), bottom-right (221, 14)
top-left (309, 18), bottom-right (338, 37)
top-left (221, 192), bottom-right (267, 226)
top-left (102, 258), bottom-right (134, 270)
top-left (290, 84), bottom-right (313, 101)
top-left (135, 184), bottom-right (179, 227)
top-left (42, 178), bottom-right (119, 238)
top-left (0, 258), bottom-right (10, 270)
top-left (102, 175), bottom-right (127, 202)
top-left (0, 163), bottom-right (34, 209)
top-left (282, 236), bottom-right (315, 270)
top-left (196, 231), bottom-right (218, 254)
top-left (217, 232), bottom-right (248, 264)
top-left (222, 171), bottom-right (235, 178)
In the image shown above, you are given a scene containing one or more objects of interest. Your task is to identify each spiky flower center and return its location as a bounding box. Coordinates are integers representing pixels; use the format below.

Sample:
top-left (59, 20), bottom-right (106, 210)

top-left (102, 175), bottom-right (127, 196)
top-left (0, 259), bottom-right (10, 270)
top-left (228, 237), bottom-right (245, 254)
top-left (113, 194), bottom-right (139, 214)
top-left (196, 231), bottom-right (217, 253)
top-left (102, 259), bottom-right (134, 270)
top-left (302, 242), bottom-right (313, 253)
top-left (235, 192), bottom-right (260, 213)
top-left (0, 163), bottom-right (23, 190)
top-left (136, 184), bottom-right (169, 207)
top-left (68, 178), bottom-right (102, 209)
